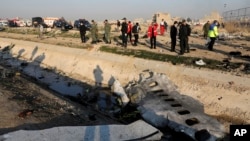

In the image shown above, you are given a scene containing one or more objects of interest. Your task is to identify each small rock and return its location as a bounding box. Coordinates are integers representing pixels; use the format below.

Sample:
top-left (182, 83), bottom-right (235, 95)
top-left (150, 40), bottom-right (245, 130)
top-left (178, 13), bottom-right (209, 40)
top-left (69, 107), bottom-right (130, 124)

top-left (218, 97), bottom-right (223, 100)
top-left (18, 109), bottom-right (34, 119)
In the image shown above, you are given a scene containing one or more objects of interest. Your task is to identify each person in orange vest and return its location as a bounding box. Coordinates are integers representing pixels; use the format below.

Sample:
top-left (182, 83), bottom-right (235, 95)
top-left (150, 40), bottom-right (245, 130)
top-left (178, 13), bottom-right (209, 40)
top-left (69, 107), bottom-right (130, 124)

top-left (148, 22), bottom-right (158, 49)
top-left (160, 19), bottom-right (165, 35)
top-left (127, 21), bottom-right (132, 43)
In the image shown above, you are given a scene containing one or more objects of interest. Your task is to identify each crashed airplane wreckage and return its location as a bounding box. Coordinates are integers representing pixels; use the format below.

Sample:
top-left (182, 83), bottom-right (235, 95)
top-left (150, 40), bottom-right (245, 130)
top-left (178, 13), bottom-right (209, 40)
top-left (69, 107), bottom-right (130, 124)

top-left (111, 70), bottom-right (225, 141)
top-left (0, 44), bottom-right (225, 140)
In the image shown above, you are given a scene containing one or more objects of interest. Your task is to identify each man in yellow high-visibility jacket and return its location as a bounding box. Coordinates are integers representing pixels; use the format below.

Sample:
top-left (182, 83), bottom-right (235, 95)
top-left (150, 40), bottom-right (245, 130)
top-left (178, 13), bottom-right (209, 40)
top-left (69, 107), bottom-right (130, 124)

top-left (208, 20), bottom-right (219, 51)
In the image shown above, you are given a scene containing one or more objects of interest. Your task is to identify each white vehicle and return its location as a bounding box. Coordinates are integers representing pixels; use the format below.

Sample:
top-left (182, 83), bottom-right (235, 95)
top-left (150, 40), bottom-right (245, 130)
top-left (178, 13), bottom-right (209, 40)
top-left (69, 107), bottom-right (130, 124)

top-left (25, 20), bottom-right (32, 27)
top-left (43, 17), bottom-right (59, 27)
top-left (18, 20), bottom-right (26, 27)
top-left (0, 20), bottom-right (9, 27)
top-left (0, 23), bottom-right (5, 31)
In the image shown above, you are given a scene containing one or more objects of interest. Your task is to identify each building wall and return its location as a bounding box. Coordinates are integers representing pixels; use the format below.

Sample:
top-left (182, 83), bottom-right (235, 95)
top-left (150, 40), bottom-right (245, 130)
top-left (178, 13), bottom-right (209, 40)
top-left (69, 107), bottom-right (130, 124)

top-left (154, 12), bottom-right (172, 25)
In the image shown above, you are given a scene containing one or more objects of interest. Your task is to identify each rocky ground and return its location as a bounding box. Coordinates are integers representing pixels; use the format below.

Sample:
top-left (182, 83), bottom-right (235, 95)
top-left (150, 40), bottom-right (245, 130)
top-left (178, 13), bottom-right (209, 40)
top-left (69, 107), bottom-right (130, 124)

top-left (0, 26), bottom-right (250, 139)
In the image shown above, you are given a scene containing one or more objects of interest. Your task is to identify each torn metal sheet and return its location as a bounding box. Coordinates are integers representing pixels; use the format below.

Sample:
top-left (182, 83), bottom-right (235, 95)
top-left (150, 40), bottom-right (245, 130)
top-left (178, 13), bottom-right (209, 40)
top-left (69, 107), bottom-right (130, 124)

top-left (0, 120), bottom-right (162, 141)
top-left (125, 70), bottom-right (225, 141)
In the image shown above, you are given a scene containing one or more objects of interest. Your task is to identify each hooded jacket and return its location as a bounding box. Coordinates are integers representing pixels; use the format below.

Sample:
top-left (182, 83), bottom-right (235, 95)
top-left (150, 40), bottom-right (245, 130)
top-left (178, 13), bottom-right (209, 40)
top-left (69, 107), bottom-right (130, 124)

top-left (208, 23), bottom-right (218, 37)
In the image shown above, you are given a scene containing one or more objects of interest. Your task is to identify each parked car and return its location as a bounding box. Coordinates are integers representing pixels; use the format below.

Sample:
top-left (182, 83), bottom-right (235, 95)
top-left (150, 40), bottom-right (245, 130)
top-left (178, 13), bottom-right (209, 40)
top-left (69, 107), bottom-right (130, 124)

top-left (25, 20), bottom-right (32, 27)
top-left (31, 17), bottom-right (48, 28)
top-left (0, 23), bottom-right (5, 31)
top-left (44, 17), bottom-right (59, 27)
top-left (0, 20), bottom-right (9, 27)
top-left (7, 18), bottom-right (25, 27)
top-left (53, 20), bottom-right (73, 30)
top-left (32, 17), bottom-right (43, 27)
top-left (8, 20), bottom-right (18, 27)
top-left (74, 19), bottom-right (91, 30)
top-left (18, 20), bottom-right (26, 27)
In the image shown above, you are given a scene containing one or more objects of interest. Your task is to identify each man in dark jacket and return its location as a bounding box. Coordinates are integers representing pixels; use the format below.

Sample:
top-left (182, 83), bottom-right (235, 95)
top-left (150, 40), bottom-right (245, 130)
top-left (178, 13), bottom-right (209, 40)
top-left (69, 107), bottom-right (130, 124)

top-left (121, 18), bottom-right (128, 47)
top-left (179, 20), bottom-right (191, 55)
top-left (116, 20), bottom-right (121, 32)
top-left (79, 21), bottom-right (87, 43)
top-left (170, 21), bottom-right (178, 52)
top-left (132, 22), bottom-right (141, 46)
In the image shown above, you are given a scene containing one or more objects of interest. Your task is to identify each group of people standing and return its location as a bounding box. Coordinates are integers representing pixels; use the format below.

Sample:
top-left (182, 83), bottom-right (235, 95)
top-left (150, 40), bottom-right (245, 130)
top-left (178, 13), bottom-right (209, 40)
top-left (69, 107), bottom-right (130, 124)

top-left (169, 19), bottom-right (219, 55)
top-left (79, 19), bottom-right (112, 44)
top-left (79, 18), bottom-right (141, 47)
top-left (120, 17), bottom-right (141, 47)
top-left (170, 19), bottom-right (191, 55)
top-left (147, 19), bottom-right (192, 53)
top-left (79, 17), bottom-right (218, 54)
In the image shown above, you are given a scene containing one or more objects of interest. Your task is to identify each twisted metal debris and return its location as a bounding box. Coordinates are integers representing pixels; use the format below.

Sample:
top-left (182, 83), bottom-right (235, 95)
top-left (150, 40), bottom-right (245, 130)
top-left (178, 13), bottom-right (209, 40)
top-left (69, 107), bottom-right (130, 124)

top-left (125, 70), bottom-right (225, 141)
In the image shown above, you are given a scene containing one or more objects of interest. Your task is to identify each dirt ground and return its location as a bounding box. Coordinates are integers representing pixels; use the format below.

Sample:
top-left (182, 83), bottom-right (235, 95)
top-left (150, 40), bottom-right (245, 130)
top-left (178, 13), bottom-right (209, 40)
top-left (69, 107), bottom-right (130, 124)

top-left (0, 26), bottom-right (250, 136)
top-left (0, 65), bottom-right (119, 135)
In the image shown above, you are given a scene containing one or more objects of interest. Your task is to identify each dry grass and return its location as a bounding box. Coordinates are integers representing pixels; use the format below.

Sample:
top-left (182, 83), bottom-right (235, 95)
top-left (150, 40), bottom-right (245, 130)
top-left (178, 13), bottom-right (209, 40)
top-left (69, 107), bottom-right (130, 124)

top-left (224, 21), bottom-right (250, 35)
top-left (191, 21), bottom-right (250, 36)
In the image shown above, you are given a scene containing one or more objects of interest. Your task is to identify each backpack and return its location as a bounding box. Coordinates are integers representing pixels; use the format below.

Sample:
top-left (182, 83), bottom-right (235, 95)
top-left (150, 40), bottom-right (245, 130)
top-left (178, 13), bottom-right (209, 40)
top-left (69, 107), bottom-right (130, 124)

top-left (132, 25), bottom-right (138, 33)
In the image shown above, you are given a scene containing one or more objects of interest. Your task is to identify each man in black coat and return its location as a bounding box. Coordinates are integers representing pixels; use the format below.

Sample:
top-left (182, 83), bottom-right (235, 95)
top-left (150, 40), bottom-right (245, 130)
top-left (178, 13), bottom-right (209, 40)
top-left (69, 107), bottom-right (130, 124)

top-left (170, 21), bottom-right (178, 52)
top-left (79, 21), bottom-right (87, 43)
top-left (121, 17), bottom-right (128, 47)
top-left (179, 20), bottom-right (191, 55)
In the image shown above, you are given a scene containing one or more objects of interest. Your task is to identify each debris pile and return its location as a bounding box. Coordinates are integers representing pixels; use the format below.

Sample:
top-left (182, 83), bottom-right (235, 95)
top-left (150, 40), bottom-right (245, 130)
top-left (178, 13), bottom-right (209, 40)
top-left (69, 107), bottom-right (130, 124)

top-left (124, 70), bottom-right (225, 141)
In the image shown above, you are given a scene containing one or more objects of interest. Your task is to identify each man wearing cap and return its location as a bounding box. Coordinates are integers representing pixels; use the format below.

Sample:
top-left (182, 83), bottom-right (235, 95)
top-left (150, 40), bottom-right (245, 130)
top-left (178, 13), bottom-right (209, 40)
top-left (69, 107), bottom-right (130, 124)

top-left (121, 18), bottom-right (128, 47)
top-left (208, 20), bottom-right (219, 51)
